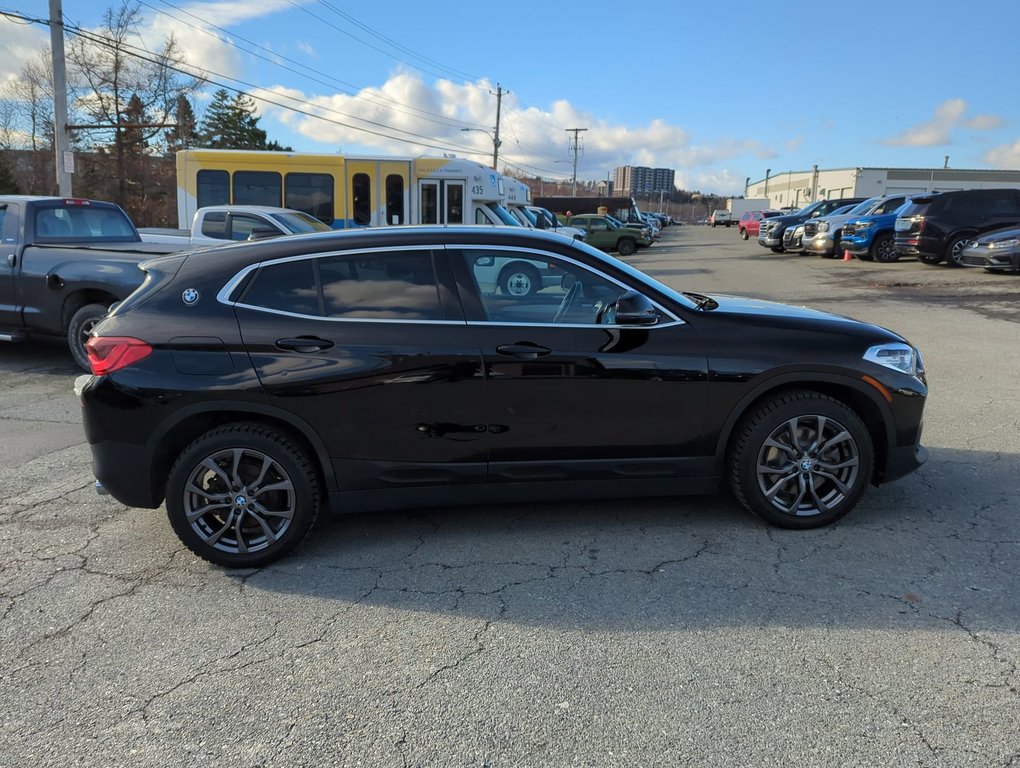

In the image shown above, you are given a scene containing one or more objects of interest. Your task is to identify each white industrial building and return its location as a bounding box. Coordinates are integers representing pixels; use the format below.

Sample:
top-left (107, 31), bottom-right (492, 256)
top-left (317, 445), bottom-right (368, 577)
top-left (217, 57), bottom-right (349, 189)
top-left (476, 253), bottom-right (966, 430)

top-left (745, 167), bottom-right (1020, 210)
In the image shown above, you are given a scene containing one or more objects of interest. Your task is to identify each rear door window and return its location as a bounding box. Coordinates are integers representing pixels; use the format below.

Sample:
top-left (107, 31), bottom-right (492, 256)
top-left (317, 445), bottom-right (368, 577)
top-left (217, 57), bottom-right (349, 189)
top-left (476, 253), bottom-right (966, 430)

top-left (318, 250), bottom-right (442, 320)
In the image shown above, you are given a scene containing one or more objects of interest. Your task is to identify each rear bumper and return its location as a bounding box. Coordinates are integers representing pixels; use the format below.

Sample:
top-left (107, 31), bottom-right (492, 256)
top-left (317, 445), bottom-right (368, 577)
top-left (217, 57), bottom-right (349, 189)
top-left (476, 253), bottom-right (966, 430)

top-left (89, 438), bottom-right (161, 508)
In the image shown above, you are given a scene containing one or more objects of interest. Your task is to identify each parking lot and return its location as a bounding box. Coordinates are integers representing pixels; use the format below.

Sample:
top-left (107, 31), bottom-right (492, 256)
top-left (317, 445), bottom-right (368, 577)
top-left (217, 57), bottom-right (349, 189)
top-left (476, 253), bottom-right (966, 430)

top-left (1, 223), bottom-right (1018, 767)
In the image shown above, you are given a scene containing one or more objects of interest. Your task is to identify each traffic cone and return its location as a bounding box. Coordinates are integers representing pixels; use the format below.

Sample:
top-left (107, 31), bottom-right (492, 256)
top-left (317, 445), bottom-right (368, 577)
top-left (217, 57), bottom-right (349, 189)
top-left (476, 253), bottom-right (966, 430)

top-left (842, 249), bottom-right (852, 262)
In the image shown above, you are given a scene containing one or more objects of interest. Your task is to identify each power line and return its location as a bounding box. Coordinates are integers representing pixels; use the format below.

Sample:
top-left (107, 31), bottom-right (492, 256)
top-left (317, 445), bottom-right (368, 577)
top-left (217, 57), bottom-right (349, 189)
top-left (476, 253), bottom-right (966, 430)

top-left (138, 0), bottom-right (487, 132)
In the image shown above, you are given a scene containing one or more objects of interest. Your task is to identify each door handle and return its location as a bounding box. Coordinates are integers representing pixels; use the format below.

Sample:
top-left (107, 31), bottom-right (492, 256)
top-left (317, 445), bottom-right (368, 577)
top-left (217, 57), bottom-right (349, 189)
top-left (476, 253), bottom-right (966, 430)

top-left (6, 254), bottom-right (14, 268)
top-left (275, 337), bottom-right (335, 353)
top-left (496, 343), bottom-right (552, 360)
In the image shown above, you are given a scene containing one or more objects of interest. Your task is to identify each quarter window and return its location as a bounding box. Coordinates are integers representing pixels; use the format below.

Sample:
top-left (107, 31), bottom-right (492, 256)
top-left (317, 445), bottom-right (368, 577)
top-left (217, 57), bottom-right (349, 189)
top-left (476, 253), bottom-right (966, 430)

top-left (241, 259), bottom-right (320, 316)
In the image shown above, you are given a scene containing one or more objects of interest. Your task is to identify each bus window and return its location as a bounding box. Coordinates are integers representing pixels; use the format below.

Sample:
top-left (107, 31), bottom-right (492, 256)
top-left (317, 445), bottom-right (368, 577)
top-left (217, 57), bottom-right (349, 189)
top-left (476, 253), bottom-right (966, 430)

top-left (233, 171), bottom-right (282, 207)
top-left (446, 183), bottom-right (464, 224)
top-left (197, 170), bottom-right (229, 209)
top-left (352, 173), bottom-right (371, 225)
top-left (420, 181), bottom-right (439, 224)
top-left (285, 172), bottom-right (334, 224)
top-left (386, 174), bottom-right (404, 225)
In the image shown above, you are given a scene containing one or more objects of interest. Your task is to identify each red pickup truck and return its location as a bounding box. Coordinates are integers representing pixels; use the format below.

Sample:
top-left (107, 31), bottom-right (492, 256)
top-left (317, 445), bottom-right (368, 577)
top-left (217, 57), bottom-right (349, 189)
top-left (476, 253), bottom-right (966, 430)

top-left (737, 210), bottom-right (780, 240)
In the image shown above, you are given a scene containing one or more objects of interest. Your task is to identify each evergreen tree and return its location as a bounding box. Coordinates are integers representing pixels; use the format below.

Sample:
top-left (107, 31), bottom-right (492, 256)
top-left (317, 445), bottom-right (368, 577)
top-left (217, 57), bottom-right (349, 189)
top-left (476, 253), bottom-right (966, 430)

top-left (198, 88), bottom-right (236, 148)
top-left (121, 93), bottom-right (148, 157)
top-left (167, 95), bottom-right (198, 151)
top-left (229, 92), bottom-right (266, 150)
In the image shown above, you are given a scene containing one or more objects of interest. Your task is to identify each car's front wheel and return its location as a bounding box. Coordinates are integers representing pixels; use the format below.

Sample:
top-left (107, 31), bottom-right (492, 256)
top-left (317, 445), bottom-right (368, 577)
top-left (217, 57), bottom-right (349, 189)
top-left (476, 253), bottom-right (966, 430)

top-left (945, 234), bottom-right (974, 267)
top-left (617, 238), bottom-right (637, 256)
top-left (870, 233), bottom-right (898, 263)
top-left (728, 391), bottom-right (874, 528)
top-left (166, 423), bottom-right (321, 567)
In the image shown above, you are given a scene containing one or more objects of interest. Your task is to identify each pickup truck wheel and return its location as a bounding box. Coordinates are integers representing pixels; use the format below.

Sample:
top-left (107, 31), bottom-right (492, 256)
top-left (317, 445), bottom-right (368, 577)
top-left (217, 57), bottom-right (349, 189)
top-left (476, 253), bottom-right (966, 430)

top-left (165, 423), bottom-right (321, 568)
top-left (870, 233), bottom-right (898, 263)
top-left (728, 391), bottom-right (873, 529)
top-left (67, 303), bottom-right (109, 371)
top-left (827, 234), bottom-right (842, 259)
top-left (617, 238), bottom-right (637, 256)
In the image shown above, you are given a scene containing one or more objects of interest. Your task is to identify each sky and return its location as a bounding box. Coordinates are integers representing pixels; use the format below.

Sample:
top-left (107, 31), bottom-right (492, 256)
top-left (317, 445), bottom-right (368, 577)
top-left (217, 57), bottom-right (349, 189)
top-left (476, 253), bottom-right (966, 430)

top-left (2, 0), bottom-right (1020, 195)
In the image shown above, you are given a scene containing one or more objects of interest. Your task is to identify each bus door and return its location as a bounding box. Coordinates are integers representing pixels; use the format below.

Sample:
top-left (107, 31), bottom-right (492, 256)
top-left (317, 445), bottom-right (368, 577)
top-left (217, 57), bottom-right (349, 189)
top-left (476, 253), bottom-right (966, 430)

top-left (416, 179), bottom-right (465, 224)
top-left (379, 161), bottom-right (410, 226)
top-left (345, 160), bottom-right (411, 227)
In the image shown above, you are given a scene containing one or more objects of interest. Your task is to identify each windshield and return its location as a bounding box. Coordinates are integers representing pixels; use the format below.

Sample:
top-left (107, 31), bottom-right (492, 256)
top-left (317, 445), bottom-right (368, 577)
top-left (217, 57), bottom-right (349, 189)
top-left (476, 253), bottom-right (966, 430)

top-left (487, 202), bottom-right (521, 226)
top-left (795, 201), bottom-right (823, 216)
top-left (269, 211), bottom-right (332, 233)
top-left (847, 197), bottom-right (882, 216)
top-left (604, 214), bottom-right (626, 229)
top-left (516, 206), bottom-right (539, 226)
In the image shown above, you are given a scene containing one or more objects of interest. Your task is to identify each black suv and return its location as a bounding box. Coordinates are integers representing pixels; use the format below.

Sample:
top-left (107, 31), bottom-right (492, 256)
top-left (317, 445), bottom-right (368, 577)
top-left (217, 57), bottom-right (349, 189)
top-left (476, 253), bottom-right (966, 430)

top-left (894, 188), bottom-right (1020, 266)
top-left (77, 227), bottom-right (928, 567)
top-left (758, 198), bottom-right (867, 253)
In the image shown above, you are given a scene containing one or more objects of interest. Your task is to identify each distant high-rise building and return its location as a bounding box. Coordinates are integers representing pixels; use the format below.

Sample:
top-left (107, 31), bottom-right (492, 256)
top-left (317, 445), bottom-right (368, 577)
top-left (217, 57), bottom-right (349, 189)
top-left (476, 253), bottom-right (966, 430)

top-left (613, 166), bottom-right (675, 196)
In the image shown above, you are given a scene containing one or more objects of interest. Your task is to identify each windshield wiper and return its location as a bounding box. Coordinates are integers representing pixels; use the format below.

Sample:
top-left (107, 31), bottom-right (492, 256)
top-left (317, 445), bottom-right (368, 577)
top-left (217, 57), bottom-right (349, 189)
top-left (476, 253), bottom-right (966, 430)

top-left (681, 291), bottom-right (719, 310)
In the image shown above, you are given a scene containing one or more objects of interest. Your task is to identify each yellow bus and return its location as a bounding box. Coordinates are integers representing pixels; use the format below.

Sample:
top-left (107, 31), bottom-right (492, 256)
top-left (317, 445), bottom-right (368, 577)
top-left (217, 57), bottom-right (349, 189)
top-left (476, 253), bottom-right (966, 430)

top-left (175, 149), bottom-right (516, 230)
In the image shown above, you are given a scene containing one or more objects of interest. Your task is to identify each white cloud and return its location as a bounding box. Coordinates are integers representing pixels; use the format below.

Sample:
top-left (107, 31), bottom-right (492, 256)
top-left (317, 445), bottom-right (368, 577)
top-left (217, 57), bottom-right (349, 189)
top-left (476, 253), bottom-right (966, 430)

top-left (295, 41), bottom-right (317, 59)
top-left (882, 99), bottom-right (1005, 147)
top-left (0, 17), bottom-right (50, 86)
top-left (984, 139), bottom-right (1020, 168)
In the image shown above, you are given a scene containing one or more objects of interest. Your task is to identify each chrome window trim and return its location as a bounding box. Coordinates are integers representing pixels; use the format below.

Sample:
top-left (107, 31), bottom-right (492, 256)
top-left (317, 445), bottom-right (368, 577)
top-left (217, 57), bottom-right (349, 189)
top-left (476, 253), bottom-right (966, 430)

top-left (215, 242), bottom-right (684, 329)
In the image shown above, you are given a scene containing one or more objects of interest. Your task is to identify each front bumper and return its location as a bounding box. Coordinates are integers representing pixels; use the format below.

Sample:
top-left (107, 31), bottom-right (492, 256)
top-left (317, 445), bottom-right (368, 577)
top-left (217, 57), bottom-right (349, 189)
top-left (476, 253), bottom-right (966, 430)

top-left (803, 233), bottom-right (835, 254)
top-left (843, 240), bottom-right (871, 256)
top-left (882, 443), bottom-right (929, 483)
top-left (960, 245), bottom-right (1020, 270)
top-left (758, 232), bottom-right (782, 247)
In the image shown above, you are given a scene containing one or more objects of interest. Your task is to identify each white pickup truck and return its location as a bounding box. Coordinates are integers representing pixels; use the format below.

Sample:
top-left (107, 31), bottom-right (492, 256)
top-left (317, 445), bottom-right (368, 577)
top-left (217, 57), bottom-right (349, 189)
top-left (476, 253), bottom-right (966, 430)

top-left (139, 205), bottom-right (332, 247)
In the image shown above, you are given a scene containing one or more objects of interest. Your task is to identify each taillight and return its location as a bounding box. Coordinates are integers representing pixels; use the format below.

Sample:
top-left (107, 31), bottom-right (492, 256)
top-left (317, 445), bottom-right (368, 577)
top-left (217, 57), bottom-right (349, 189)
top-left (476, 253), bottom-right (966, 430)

top-left (85, 336), bottom-right (152, 375)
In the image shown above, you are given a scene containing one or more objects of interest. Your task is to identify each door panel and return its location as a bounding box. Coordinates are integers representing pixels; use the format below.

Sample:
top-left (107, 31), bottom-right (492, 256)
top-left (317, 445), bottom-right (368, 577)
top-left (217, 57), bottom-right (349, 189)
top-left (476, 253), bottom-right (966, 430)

top-left (234, 248), bottom-right (488, 490)
top-left (0, 204), bottom-right (19, 327)
top-left (450, 247), bottom-right (709, 479)
top-left (345, 160), bottom-right (378, 226)
top-left (379, 161), bottom-right (410, 225)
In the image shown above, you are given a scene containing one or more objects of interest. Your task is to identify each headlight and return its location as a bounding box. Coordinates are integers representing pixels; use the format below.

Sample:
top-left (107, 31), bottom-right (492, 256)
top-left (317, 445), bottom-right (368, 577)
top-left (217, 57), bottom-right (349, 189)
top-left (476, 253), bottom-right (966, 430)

top-left (857, 221), bottom-right (873, 229)
top-left (794, 225), bottom-right (805, 235)
top-left (988, 238), bottom-right (1020, 249)
top-left (817, 221), bottom-right (830, 233)
top-left (864, 343), bottom-right (919, 376)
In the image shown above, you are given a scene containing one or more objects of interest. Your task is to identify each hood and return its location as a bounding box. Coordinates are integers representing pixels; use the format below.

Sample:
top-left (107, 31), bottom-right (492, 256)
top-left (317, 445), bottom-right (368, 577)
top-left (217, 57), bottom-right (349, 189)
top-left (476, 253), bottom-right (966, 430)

top-left (699, 293), bottom-right (904, 340)
top-left (973, 225), bottom-right (1020, 244)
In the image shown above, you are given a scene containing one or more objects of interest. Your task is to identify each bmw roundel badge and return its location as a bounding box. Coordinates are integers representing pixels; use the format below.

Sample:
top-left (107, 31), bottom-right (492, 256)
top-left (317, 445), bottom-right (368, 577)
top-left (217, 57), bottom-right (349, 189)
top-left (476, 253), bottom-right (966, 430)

top-left (182, 288), bottom-right (200, 305)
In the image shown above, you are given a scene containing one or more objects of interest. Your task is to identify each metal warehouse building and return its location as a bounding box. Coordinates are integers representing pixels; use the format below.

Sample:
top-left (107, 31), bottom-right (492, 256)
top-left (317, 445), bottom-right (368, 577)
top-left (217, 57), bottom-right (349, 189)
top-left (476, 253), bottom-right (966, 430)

top-left (745, 167), bottom-right (1020, 210)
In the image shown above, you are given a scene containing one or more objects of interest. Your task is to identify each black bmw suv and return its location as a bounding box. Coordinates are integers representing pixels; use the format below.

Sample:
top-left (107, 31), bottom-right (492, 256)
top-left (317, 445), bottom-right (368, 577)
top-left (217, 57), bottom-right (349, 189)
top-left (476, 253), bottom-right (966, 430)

top-left (77, 227), bottom-right (928, 567)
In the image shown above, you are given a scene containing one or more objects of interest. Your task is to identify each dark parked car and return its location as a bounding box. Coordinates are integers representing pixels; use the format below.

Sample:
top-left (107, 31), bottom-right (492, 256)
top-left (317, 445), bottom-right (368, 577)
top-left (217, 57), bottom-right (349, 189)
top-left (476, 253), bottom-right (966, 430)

top-left (959, 225), bottom-right (1020, 271)
top-left (894, 188), bottom-right (1020, 266)
top-left (77, 227), bottom-right (929, 567)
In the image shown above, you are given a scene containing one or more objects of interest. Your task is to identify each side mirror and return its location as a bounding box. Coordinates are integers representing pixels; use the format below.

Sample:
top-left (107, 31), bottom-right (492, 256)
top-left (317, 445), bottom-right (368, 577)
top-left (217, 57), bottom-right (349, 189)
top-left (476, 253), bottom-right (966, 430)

top-left (535, 213), bottom-right (547, 229)
top-left (612, 291), bottom-right (659, 326)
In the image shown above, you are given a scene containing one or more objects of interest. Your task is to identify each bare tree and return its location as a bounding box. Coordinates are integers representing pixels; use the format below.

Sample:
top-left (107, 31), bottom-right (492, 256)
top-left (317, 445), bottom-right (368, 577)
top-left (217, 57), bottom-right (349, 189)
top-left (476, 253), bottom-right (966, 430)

top-left (65, 0), bottom-right (199, 207)
top-left (0, 49), bottom-right (57, 192)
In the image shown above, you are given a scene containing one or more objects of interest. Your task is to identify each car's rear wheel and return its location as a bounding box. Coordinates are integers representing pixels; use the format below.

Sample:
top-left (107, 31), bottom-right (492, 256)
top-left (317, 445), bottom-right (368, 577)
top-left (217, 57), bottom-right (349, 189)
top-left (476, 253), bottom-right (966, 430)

top-left (617, 238), bottom-right (637, 256)
top-left (728, 391), bottom-right (873, 528)
top-left (166, 423), bottom-right (321, 567)
top-left (945, 234), bottom-right (974, 267)
top-left (499, 263), bottom-right (540, 296)
top-left (870, 233), bottom-right (898, 263)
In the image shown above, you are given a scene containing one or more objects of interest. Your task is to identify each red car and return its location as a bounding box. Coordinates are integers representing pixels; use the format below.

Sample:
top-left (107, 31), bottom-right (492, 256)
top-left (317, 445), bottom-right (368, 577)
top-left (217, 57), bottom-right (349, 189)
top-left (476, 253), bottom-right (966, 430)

top-left (738, 210), bottom-right (781, 240)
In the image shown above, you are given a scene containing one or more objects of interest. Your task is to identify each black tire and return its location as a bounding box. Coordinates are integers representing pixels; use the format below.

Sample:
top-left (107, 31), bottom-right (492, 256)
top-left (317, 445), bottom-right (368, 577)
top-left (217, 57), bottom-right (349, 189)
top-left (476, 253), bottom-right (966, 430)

top-left (617, 238), bottom-right (637, 256)
top-left (870, 232), bottom-right (898, 263)
top-left (498, 263), bottom-right (541, 296)
top-left (944, 234), bottom-right (974, 267)
top-left (828, 234), bottom-right (842, 259)
top-left (770, 247), bottom-right (785, 253)
top-left (166, 423), bottom-right (322, 568)
top-left (740, 228), bottom-right (749, 240)
top-left (67, 303), bottom-right (109, 372)
top-left (919, 253), bottom-right (943, 265)
top-left (728, 391), bottom-right (873, 529)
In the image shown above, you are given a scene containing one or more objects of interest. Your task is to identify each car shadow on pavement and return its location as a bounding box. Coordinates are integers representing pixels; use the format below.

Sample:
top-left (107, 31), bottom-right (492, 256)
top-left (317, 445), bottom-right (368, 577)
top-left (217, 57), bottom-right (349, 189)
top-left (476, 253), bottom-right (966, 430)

top-left (233, 446), bottom-right (1019, 633)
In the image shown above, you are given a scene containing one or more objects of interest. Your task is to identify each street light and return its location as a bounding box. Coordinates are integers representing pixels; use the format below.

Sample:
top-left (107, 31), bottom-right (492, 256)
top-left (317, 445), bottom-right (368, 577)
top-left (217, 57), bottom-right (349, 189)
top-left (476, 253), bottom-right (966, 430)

top-left (460, 127), bottom-right (501, 170)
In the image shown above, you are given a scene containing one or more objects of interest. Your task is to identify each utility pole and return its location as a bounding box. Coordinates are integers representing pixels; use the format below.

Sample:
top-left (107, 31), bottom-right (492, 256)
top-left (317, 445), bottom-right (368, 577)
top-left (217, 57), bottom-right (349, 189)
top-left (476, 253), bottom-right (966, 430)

top-left (491, 83), bottom-right (504, 171)
top-left (49, 0), bottom-right (72, 196)
top-left (565, 127), bottom-right (588, 195)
